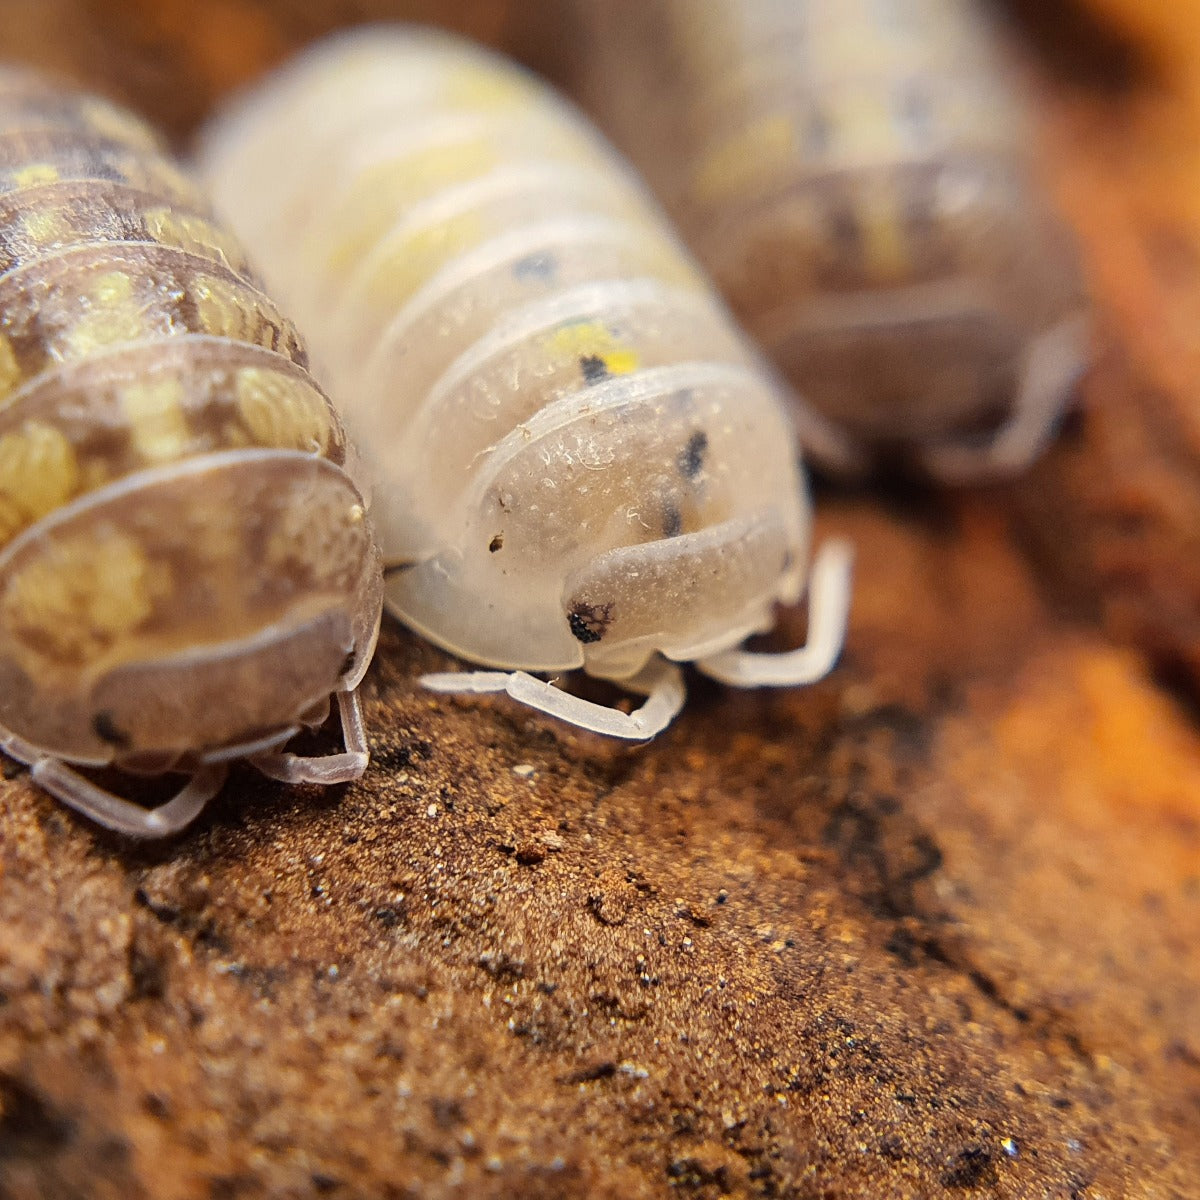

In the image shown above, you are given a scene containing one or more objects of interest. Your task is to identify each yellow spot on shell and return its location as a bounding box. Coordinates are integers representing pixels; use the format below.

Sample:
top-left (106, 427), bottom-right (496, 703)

top-left (398, 137), bottom-right (497, 191)
top-left (319, 140), bottom-right (497, 285)
top-left (0, 495), bottom-right (22, 547)
top-left (143, 207), bottom-right (248, 275)
top-left (1, 530), bottom-right (170, 668)
top-left (94, 270), bottom-right (133, 305)
top-left (0, 421), bottom-right (79, 547)
top-left (134, 159), bottom-right (200, 202)
top-left (235, 367), bottom-right (331, 454)
top-left (547, 321), bottom-right (640, 376)
top-left (119, 376), bottom-right (190, 463)
top-left (832, 93), bottom-right (908, 166)
top-left (855, 186), bottom-right (910, 282)
top-left (79, 99), bottom-right (159, 152)
top-left (191, 273), bottom-right (257, 341)
top-left (64, 271), bottom-right (146, 357)
top-left (12, 163), bottom-right (60, 189)
top-left (443, 66), bottom-right (534, 111)
top-left (693, 115), bottom-right (796, 206)
top-left (0, 334), bottom-right (20, 406)
top-left (22, 207), bottom-right (73, 249)
top-left (361, 211), bottom-right (484, 311)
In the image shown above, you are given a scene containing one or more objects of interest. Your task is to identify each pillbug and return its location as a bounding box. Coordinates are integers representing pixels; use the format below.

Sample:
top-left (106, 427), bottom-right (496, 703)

top-left (200, 28), bottom-right (852, 740)
top-left (0, 67), bottom-right (384, 837)
top-left (563, 0), bottom-right (1090, 480)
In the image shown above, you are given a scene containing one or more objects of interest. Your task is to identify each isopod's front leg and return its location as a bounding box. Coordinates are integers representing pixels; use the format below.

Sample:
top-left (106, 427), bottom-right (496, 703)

top-left (2, 733), bottom-right (227, 837)
top-left (248, 689), bottom-right (370, 785)
top-left (787, 391), bottom-right (872, 479)
top-left (756, 327), bottom-right (872, 478)
top-left (422, 656), bottom-right (686, 740)
top-left (696, 538), bottom-right (853, 688)
top-left (920, 314), bottom-right (1089, 483)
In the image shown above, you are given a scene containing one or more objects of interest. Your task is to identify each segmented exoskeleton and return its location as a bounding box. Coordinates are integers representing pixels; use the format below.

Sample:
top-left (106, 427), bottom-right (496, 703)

top-left (565, 0), bottom-right (1090, 480)
top-left (201, 28), bottom-right (852, 740)
top-left (0, 66), bottom-right (384, 836)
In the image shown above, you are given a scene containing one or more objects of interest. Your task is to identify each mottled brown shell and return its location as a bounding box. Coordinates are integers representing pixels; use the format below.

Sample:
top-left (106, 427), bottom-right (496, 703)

top-left (0, 66), bottom-right (383, 789)
top-left (565, 0), bottom-right (1090, 476)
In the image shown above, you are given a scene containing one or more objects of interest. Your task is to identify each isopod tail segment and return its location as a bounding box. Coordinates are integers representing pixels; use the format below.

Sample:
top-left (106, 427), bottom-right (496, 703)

top-left (421, 539), bottom-right (853, 740)
top-left (0, 690), bottom-right (368, 838)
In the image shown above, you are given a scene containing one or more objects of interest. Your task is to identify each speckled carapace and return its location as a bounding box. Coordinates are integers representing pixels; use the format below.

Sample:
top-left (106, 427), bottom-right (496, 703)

top-left (0, 65), bottom-right (383, 837)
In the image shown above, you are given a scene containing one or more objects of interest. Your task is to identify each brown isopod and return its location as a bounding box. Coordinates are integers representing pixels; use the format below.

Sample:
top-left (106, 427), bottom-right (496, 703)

top-left (0, 66), bottom-right (384, 837)
top-left (564, 0), bottom-right (1090, 480)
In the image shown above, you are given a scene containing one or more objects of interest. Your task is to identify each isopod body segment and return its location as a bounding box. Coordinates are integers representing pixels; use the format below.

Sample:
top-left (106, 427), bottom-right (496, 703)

top-left (200, 28), bottom-right (853, 739)
top-left (563, 0), bottom-right (1090, 480)
top-left (0, 66), bottom-right (384, 836)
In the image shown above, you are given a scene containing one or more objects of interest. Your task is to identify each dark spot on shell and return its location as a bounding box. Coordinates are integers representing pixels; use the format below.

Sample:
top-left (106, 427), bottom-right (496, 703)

top-left (580, 354), bottom-right (609, 385)
top-left (489, 533), bottom-right (504, 553)
top-left (677, 430), bottom-right (708, 479)
top-left (894, 79), bottom-right (933, 144)
top-left (92, 710), bottom-right (131, 748)
top-left (513, 251), bottom-right (556, 280)
top-left (827, 199), bottom-right (861, 255)
top-left (806, 105), bottom-right (832, 154)
top-left (662, 503), bottom-right (682, 538)
top-left (567, 600), bottom-right (613, 644)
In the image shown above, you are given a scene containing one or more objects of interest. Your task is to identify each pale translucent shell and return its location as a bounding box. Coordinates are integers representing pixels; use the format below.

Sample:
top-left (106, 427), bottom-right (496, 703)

top-left (202, 28), bottom-right (811, 680)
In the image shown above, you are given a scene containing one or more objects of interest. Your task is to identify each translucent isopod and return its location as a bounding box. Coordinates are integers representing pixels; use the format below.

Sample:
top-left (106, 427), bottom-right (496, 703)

top-left (200, 28), bottom-right (852, 740)
top-left (0, 67), bottom-right (384, 837)
top-left (563, 0), bottom-right (1091, 480)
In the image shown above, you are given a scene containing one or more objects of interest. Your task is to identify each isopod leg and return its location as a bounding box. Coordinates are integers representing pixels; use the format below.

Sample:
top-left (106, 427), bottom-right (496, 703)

top-left (421, 657), bottom-right (687, 740)
top-left (249, 689), bottom-right (369, 785)
top-left (920, 314), bottom-right (1089, 483)
top-left (787, 393), bottom-right (870, 478)
top-left (696, 538), bottom-right (853, 688)
top-left (20, 751), bottom-right (226, 838)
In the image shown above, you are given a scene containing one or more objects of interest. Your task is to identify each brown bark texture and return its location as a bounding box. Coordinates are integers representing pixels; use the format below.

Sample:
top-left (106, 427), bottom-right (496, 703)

top-left (1, 3), bottom-right (1198, 1198)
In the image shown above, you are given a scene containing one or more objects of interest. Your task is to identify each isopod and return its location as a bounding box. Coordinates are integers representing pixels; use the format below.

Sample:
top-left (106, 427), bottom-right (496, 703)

top-left (562, 0), bottom-right (1090, 480)
top-left (0, 67), bottom-right (384, 837)
top-left (200, 28), bottom-right (852, 740)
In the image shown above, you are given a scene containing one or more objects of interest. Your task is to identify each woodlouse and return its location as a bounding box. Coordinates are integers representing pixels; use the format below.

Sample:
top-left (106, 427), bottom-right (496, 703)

top-left (0, 66), bottom-right (384, 836)
top-left (565, 0), bottom-right (1090, 480)
top-left (201, 28), bottom-right (852, 739)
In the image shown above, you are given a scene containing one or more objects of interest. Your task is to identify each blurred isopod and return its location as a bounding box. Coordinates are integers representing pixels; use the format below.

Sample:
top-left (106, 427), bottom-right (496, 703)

top-left (564, 0), bottom-right (1090, 480)
top-left (0, 66), bottom-right (384, 837)
top-left (201, 27), bottom-right (852, 740)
